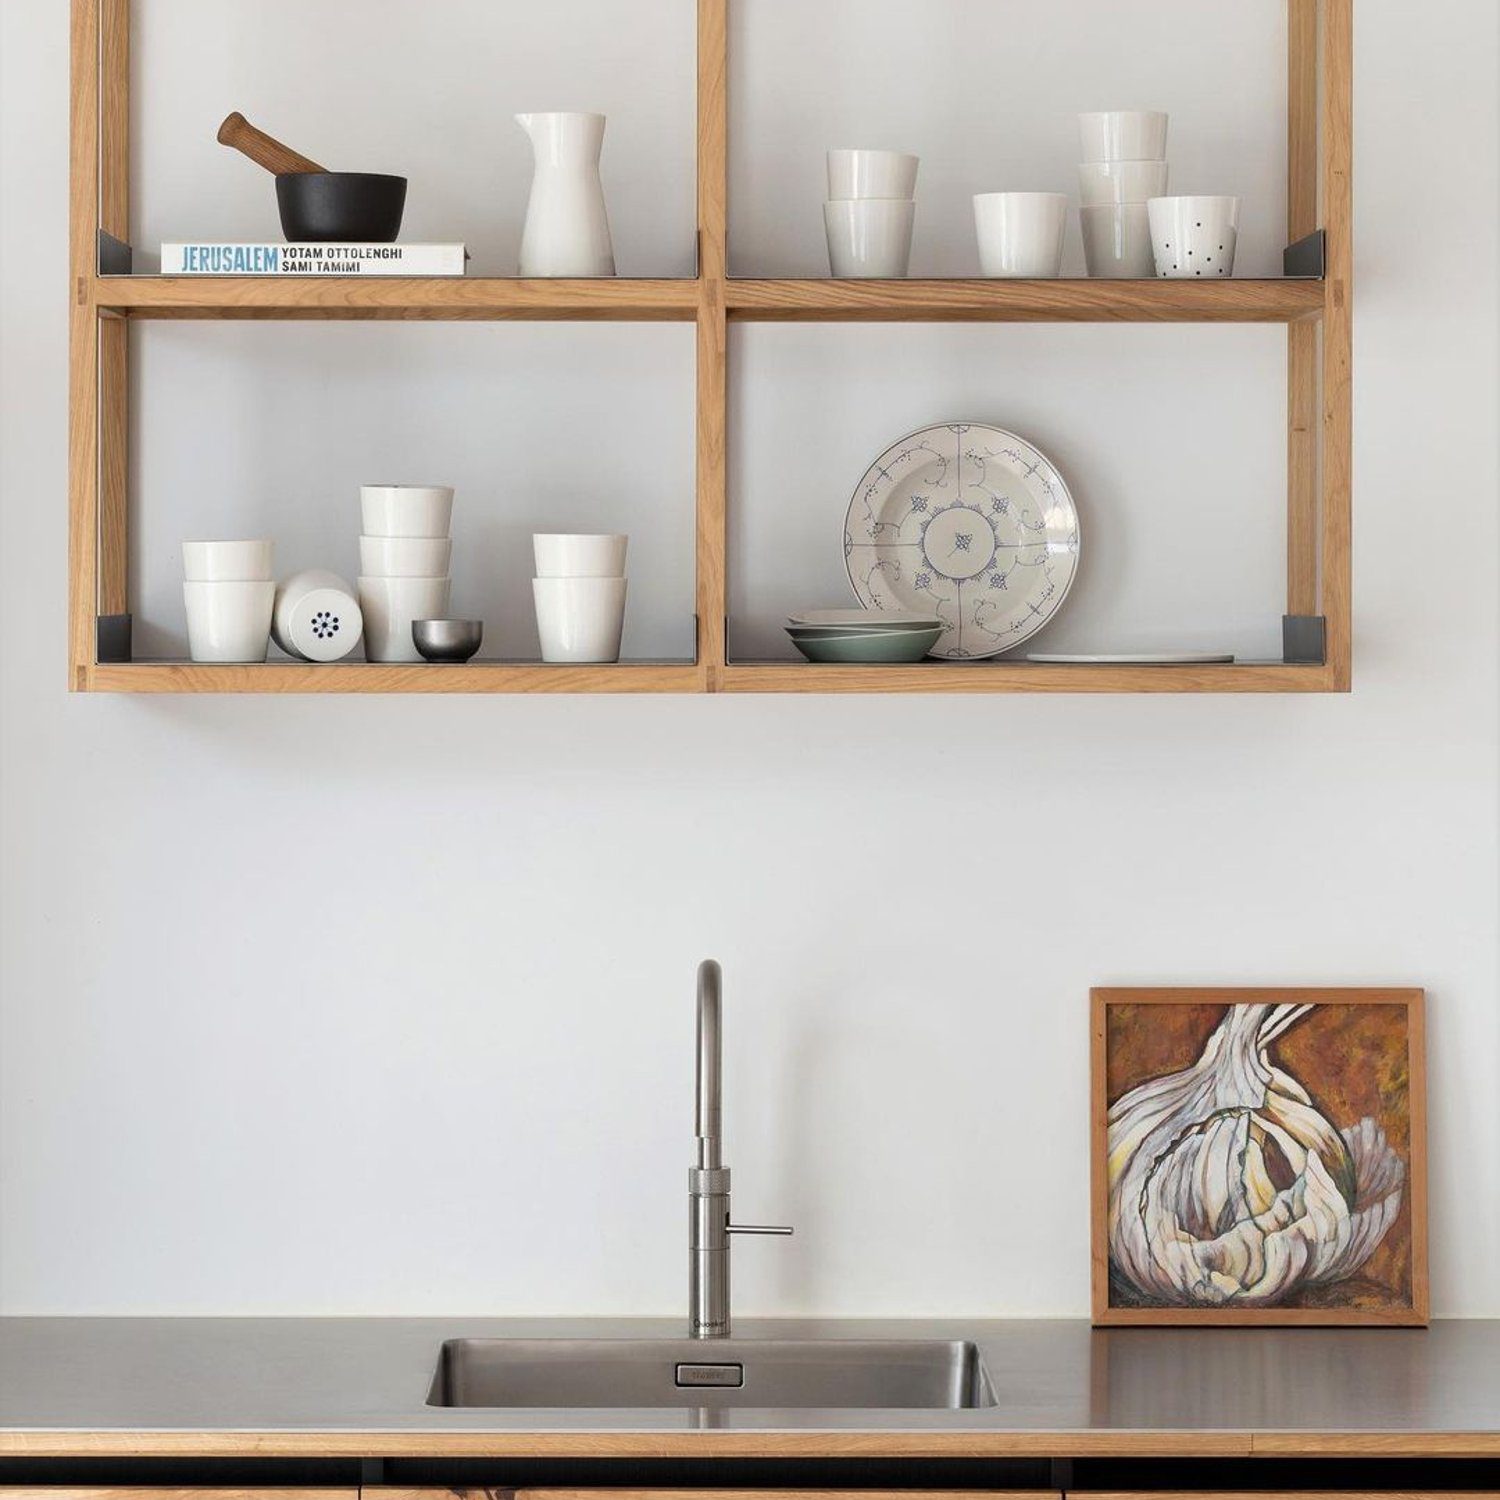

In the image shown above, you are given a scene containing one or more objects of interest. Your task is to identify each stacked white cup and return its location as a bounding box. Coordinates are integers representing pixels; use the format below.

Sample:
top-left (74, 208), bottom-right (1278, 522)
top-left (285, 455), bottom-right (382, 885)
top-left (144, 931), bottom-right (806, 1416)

top-left (1078, 111), bottom-right (1169, 278)
top-left (533, 534), bottom-right (628, 663)
top-left (182, 539), bottom-right (275, 662)
top-left (824, 149), bottom-right (918, 278)
top-left (358, 485), bottom-right (454, 663)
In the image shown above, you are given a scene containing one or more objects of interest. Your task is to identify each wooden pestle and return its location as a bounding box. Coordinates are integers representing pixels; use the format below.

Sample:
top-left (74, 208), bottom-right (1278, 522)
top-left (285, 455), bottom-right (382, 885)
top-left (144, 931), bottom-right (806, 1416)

top-left (216, 112), bottom-right (327, 176)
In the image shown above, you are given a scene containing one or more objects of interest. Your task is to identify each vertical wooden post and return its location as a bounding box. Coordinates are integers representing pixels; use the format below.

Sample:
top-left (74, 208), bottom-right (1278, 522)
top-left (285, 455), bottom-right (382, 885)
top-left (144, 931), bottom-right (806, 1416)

top-left (1320, 0), bottom-right (1353, 688)
top-left (1285, 0), bottom-right (1320, 622)
top-left (98, 0), bottom-right (130, 622)
top-left (68, 0), bottom-right (102, 688)
top-left (99, 0), bottom-right (128, 238)
top-left (695, 0), bottom-right (729, 689)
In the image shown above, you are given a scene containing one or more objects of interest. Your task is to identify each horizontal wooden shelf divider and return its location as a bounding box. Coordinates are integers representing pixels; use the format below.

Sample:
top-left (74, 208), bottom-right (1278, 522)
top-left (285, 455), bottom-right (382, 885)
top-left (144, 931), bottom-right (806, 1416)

top-left (85, 662), bottom-right (706, 694)
top-left (726, 278), bottom-right (1326, 323)
top-left (721, 662), bottom-right (1334, 693)
top-left (80, 659), bottom-right (1335, 695)
top-left (94, 276), bottom-right (701, 321)
top-left (93, 275), bottom-right (1325, 325)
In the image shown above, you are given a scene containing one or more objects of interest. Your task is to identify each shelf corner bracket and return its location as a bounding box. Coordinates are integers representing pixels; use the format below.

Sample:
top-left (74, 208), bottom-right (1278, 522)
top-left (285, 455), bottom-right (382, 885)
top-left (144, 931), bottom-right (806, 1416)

top-left (1283, 229), bottom-right (1326, 279)
top-left (1282, 614), bottom-right (1327, 665)
top-left (96, 613), bottom-right (132, 663)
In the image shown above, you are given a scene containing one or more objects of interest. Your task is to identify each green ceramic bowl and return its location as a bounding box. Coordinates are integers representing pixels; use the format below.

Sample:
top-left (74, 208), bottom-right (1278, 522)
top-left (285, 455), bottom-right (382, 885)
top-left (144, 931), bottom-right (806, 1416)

top-left (788, 626), bottom-right (943, 663)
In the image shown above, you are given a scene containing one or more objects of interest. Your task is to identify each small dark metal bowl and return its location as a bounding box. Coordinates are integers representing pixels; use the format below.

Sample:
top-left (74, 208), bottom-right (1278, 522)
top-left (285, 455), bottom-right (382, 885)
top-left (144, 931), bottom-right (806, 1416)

top-left (276, 172), bottom-right (407, 243)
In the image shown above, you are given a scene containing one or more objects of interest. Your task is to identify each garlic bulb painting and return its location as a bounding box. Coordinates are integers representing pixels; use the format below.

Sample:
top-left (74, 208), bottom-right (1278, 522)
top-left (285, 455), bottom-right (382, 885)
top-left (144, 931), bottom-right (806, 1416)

top-left (1093, 990), bottom-right (1427, 1325)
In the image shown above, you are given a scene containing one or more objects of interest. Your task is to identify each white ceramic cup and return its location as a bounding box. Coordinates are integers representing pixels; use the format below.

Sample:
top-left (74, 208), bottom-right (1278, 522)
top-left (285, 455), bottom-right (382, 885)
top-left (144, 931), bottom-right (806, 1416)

top-left (533, 576), bottom-right (627, 663)
top-left (1077, 158), bottom-right (1169, 208)
top-left (973, 192), bottom-right (1068, 278)
top-left (359, 484), bottom-right (455, 539)
top-left (826, 149), bottom-right (919, 201)
top-left (358, 534), bottom-right (453, 577)
top-left (358, 574), bottom-right (452, 662)
top-left (1148, 196), bottom-right (1241, 278)
top-left (183, 580), bottom-right (275, 663)
top-left (182, 538), bottom-right (273, 582)
top-left (1080, 203), bottom-right (1156, 278)
top-left (824, 199), bottom-right (916, 278)
top-left (533, 533), bottom-right (628, 578)
top-left (272, 569), bottom-right (364, 663)
top-left (1079, 110), bottom-right (1169, 163)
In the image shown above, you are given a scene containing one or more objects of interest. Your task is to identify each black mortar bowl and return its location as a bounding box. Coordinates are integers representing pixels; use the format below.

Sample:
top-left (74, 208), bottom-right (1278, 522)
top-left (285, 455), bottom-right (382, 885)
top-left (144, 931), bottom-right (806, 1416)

top-left (276, 173), bottom-right (407, 243)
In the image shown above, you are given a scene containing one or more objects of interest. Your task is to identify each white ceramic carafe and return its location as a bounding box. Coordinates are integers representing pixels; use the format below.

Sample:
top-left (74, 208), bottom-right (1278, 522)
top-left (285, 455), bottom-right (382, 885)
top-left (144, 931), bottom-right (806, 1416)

top-left (516, 111), bottom-right (616, 277)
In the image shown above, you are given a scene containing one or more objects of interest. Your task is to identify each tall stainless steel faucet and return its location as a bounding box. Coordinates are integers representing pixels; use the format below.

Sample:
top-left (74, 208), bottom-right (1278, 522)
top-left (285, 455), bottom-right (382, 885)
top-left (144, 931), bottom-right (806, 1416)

top-left (689, 959), bottom-right (792, 1338)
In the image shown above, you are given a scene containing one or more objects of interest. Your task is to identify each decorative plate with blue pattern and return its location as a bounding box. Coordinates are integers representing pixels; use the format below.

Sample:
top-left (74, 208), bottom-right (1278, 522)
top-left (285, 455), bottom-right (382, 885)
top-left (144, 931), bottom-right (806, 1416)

top-left (843, 422), bottom-right (1081, 660)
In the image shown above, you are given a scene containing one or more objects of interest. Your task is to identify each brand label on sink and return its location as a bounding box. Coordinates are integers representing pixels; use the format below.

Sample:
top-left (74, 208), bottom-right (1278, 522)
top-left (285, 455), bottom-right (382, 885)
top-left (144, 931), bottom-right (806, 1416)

top-left (674, 1361), bottom-right (744, 1388)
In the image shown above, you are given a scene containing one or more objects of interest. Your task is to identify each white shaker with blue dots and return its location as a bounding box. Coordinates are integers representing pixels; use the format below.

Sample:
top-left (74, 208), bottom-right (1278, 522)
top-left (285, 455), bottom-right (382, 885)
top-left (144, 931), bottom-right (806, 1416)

top-left (272, 569), bottom-right (363, 662)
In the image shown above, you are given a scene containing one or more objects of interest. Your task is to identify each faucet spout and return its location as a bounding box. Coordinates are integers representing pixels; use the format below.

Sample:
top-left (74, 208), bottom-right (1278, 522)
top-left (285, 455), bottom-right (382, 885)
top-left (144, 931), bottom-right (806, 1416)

top-left (687, 959), bottom-right (791, 1338)
top-left (696, 959), bottom-right (722, 1170)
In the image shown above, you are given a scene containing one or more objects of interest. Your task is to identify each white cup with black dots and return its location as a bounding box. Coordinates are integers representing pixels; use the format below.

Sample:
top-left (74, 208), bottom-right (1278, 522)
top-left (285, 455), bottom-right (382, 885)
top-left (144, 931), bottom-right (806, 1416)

top-left (1148, 196), bottom-right (1240, 278)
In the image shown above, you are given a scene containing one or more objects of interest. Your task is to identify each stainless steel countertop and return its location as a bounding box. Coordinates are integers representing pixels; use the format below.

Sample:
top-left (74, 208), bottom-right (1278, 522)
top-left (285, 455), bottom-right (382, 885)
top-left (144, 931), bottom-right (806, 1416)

top-left (0, 1317), bottom-right (1497, 1443)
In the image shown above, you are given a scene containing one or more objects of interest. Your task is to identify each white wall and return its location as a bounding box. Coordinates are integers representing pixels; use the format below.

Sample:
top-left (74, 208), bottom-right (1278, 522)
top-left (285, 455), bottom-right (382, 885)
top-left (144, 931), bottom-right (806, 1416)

top-left (1, 0), bottom-right (1497, 1317)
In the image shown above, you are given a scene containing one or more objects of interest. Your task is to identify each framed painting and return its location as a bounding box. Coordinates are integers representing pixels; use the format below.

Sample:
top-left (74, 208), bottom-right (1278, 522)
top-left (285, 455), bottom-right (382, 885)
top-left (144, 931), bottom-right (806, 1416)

top-left (1091, 987), bottom-right (1427, 1326)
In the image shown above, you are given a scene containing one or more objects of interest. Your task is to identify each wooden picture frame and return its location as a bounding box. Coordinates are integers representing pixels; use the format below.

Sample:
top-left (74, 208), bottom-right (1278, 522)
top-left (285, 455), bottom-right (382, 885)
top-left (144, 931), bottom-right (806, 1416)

top-left (1091, 987), bottom-right (1428, 1326)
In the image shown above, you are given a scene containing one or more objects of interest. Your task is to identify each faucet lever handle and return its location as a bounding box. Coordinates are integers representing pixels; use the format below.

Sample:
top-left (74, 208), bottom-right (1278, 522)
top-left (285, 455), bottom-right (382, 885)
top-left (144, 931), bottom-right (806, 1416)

top-left (726, 1223), bottom-right (794, 1236)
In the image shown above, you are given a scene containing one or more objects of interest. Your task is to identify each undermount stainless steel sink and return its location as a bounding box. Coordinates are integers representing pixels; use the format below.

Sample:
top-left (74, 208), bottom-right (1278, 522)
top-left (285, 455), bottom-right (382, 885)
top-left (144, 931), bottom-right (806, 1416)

top-left (428, 1338), bottom-right (997, 1410)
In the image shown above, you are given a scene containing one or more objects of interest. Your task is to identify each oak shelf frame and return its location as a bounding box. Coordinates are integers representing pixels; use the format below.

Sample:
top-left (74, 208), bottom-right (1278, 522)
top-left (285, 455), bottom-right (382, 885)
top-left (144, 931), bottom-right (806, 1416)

top-left (68, 0), bottom-right (1352, 696)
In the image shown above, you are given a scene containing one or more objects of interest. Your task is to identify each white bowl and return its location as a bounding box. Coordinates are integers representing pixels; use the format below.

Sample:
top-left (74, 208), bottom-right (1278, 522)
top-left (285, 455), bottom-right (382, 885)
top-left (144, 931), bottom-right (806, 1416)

top-left (827, 149), bottom-right (920, 202)
top-left (824, 199), bottom-right (915, 279)
top-left (973, 192), bottom-right (1068, 278)
top-left (359, 484), bottom-right (455, 538)
top-left (359, 534), bottom-right (453, 577)
top-left (1077, 159), bottom-right (1169, 208)
top-left (182, 579), bottom-right (274, 662)
top-left (182, 538), bottom-right (273, 582)
top-left (1080, 203), bottom-right (1156, 278)
top-left (272, 569), bottom-right (363, 663)
top-left (1147, 196), bottom-right (1241, 278)
top-left (532, 575), bottom-right (627, 663)
top-left (534, 533), bottom-right (629, 578)
top-left (358, 574), bottom-right (452, 662)
top-left (1079, 110), bottom-right (1168, 163)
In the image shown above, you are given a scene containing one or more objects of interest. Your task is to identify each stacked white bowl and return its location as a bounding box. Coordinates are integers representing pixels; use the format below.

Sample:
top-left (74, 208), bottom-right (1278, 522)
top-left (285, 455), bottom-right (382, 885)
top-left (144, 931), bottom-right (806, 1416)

top-left (533, 533), bottom-right (628, 663)
top-left (182, 539), bottom-right (275, 663)
top-left (358, 485), bottom-right (454, 663)
top-left (824, 149), bottom-right (918, 279)
top-left (1078, 111), bottom-right (1168, 278)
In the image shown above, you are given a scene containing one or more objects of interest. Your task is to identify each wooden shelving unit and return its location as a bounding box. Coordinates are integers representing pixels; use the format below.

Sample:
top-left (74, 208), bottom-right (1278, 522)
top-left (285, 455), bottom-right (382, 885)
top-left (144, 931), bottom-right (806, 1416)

top-left (69, 0), bottom-right (1352, 695)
